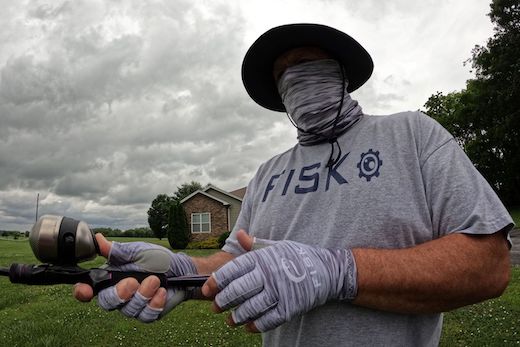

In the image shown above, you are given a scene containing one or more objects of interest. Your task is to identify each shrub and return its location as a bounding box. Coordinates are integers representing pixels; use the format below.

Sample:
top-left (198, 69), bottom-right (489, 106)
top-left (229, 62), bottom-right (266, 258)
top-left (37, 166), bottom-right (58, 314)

top-left (167, 203), bottom-right (190, 249)
top-left (187, 237), bottom-right (220, 249)
top-left (218, 231), bottom-right (231, 248)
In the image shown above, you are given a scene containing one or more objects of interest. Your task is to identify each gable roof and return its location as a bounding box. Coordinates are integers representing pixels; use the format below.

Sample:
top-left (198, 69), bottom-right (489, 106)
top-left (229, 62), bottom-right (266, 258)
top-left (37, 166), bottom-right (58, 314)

top-left (203, 184), bottom-right (243, 202)
top-left (180, 190), bottom-right (231, 206)
top-left (229, 187), bottom-right (246, 199)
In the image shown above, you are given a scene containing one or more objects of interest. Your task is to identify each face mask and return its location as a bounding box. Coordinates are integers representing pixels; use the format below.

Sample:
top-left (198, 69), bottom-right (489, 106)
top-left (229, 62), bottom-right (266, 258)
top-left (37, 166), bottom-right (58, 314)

top-left (277, 59), bottom-right (363, 146)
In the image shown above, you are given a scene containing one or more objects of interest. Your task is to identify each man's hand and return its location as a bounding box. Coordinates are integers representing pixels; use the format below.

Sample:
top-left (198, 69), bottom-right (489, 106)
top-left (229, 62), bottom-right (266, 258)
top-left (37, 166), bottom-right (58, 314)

top-left (202, 230), bottom-right (357, 332)
top-left (73, 234), bottom-right (197, 323)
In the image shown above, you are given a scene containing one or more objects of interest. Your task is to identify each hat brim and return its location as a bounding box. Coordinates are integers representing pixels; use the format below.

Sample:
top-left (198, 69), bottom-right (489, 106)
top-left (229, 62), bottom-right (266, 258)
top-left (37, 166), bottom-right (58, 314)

top-left (241, 23), bottom-right (374, 112)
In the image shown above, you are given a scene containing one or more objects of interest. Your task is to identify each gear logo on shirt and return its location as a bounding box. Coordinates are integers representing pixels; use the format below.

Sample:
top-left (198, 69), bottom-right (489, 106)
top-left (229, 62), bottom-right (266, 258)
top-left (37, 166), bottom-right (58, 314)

top-left (357, 149), bottom-right (383, 181)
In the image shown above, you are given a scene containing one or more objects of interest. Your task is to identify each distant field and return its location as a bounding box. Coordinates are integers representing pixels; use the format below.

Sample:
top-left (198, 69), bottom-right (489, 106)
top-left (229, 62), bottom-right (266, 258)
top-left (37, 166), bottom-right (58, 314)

top-left (0, 238), bottom-right (519, 346)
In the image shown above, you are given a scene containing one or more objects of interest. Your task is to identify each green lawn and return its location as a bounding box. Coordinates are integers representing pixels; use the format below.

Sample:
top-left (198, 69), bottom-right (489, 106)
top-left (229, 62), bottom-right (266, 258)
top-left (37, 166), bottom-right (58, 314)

top-left (509, 206), bottom-right (520, 226)
top-left (0, 238), bottom-right (260, 347)
top-left (440, 267), bottom-right (520, 346)
top-left (0, 238), bottom-right (519, 346)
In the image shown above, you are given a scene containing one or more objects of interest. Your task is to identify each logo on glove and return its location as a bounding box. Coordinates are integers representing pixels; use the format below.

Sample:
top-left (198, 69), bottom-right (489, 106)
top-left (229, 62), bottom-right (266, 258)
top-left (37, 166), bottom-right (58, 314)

top-left (282, 258), bottom-right (306, 283)
top-left (281, 247), bottom-right (322, 288)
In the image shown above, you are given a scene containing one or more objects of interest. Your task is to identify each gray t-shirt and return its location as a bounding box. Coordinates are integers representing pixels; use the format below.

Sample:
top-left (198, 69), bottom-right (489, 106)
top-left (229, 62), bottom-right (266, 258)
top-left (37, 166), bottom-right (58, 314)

top-left (223, 111), bottom-right (514, 347)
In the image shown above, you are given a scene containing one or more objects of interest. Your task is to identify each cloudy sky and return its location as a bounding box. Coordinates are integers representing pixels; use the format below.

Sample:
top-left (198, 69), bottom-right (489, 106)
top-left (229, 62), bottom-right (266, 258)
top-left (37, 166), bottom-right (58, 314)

top-left (0, 0), bottom-right (494, 231)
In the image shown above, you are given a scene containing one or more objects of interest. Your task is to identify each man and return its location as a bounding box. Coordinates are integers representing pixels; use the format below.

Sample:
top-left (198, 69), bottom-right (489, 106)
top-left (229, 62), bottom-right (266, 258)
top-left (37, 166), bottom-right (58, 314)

top-left (74, 24), bottom-right (513, 346)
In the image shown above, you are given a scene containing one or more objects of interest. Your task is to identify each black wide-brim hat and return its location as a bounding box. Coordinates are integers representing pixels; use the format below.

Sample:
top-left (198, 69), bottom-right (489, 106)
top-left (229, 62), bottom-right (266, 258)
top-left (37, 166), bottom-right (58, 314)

top-left (242, 23), bottom-right (374, 112)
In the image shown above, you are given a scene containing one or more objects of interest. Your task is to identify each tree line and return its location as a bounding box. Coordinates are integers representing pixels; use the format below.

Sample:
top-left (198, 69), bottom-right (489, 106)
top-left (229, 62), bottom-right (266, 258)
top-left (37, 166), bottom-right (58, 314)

top-left (1, 230), bottom-right (29, 238)
top-left (91, 227), bottom-right (154, 238)
top-left (423, 0), bottom-right (519, 206)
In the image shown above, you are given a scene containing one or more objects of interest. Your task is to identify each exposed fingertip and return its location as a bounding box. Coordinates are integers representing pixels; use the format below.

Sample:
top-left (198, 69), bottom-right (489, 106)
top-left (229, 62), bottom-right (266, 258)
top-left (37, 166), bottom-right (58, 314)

top-left (73, 283), bottom-right (93, 302)
top-left (148, 287), bottom-right (167, 309)
top-left (149, 275), bottom-right (161, 291)
top-left (126, 276), bottom-right (139, 287)
top-left (117, 277), bottom-right (139, 300)
top-left (202, 273), bottom-right (218, 298)
top-left (226, 314), bottom-right (237, 327)
top-left (211, 301), bottom-right (223, 313)
top-left (245, 322), bottom-right (260, 333)
top-left (201, 283), bottom-right (209, 297)
top-left (157, 287), bottom-right (167, 297)
top-left (126, 277), bottom-right (139, 293)
top-left (138, 275), bottom-right (161, 299)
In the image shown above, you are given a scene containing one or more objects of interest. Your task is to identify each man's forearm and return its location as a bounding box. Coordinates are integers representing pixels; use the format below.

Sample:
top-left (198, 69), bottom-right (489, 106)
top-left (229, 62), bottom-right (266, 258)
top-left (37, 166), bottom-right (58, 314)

top-left (352, 232), bottom-right (510, 314)
top-left (192, 251), bottom-right (236, 275)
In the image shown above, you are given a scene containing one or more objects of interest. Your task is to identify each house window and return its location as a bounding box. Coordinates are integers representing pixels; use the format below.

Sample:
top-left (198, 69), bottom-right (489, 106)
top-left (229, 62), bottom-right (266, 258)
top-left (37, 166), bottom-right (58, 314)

top-left (191, 212), bottom-right (211, 233)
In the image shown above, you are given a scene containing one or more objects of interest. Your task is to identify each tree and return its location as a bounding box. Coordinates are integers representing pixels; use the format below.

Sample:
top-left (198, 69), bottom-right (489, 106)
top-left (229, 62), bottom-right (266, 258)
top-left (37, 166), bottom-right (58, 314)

top-left (172, 181), bottom-right (204, 202)
top-left (147, 194), bottom-right (173, 240)
top-left (148, 181), bottom-right (204, 240)
top-left (167, 202), bottom-right (190, 249)
top-left (424, 0), bottom-right (520, 206)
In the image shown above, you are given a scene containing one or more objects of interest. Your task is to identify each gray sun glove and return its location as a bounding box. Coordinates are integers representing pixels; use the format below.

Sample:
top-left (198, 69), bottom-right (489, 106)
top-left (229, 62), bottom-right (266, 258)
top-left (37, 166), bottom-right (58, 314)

top-left (213, 238), bottom-right (357, 332)
top-left (97, 241), bottom-right (197, 323)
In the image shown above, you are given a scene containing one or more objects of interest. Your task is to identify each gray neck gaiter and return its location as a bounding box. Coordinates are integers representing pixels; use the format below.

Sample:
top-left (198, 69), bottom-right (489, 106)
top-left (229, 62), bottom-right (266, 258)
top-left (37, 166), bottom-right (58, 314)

top-left (277, 59), bottom-right (364, 146)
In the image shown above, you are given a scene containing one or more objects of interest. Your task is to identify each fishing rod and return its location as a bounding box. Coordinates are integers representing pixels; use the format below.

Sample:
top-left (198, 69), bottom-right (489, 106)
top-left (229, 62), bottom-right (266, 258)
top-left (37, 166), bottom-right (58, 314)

top-left (0, 215), bottom-right (209, 294)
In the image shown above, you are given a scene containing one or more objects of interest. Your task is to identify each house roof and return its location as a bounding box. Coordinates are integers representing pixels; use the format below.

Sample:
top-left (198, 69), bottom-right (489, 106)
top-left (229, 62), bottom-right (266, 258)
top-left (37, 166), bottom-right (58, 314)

top-left (180, 190), bottom-right (231, 206)
top-left (229, 187), bottom-right (247, 199)
top-left (203, 184), bottom-right (243, 202)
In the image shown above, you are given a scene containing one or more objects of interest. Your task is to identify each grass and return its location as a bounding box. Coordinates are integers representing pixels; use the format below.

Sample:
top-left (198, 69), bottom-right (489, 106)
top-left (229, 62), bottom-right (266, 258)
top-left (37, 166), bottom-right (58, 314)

top-left (509, 206), bottom-right (520, 226)
top-left (0, 238), bottom-right (260, 347)
top-left (440, 267), bottom-right (520, 346)
top-left (1, 238), bottom-right (519, 346)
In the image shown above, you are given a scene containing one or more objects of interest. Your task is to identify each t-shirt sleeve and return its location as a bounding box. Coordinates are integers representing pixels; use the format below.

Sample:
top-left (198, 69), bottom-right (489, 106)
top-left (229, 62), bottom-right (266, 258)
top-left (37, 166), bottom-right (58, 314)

top-left (420, 117), bottom-right (514, 239)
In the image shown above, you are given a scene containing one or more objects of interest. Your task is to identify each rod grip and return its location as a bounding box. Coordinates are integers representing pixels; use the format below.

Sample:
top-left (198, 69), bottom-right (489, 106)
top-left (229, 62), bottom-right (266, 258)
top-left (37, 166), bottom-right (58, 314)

top-left (92, 269), bottom-right (168, 294)
top-left (6, 264), bottom-right (206, 295)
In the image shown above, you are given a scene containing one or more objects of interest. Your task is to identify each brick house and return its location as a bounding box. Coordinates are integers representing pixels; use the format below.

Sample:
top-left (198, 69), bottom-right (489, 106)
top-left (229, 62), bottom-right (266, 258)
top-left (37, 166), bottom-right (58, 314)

top-left (180, 185), bottom-right (245, 241)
